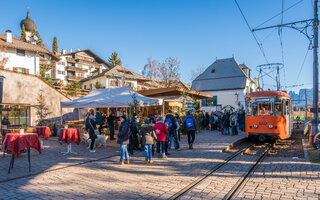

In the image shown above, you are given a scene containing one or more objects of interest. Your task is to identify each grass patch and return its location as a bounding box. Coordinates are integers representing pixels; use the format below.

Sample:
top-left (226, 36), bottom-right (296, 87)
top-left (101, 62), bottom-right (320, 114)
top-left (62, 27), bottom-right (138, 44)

top-left (307, 148), bottom-right (320, 163)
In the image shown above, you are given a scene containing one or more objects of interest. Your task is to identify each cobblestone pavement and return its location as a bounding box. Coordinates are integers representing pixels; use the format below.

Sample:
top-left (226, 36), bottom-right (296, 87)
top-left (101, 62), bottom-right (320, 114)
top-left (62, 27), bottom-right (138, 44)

top-left (235, 157), bottom-right (320, 200)
top-left (0, 131), bottom-right (244, 200)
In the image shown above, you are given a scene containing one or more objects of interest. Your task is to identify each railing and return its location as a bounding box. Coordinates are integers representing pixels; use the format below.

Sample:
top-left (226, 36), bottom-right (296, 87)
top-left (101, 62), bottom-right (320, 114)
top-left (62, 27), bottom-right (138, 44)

top-left (54, 86), bottom-right (90, 97)
top-left (66, 75), bottom-right (83, 81)
top-left (66, 66), bottom-right (88, 73)
top-left (66, 57), bottom-right (76, 63)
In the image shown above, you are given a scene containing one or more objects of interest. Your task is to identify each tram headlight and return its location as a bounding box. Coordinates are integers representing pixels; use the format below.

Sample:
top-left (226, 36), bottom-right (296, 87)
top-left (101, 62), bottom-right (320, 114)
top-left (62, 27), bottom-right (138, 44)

top-left (268, 124), bottom-right (273, 129)
top-left (253, 124), bottom-right (258, 128)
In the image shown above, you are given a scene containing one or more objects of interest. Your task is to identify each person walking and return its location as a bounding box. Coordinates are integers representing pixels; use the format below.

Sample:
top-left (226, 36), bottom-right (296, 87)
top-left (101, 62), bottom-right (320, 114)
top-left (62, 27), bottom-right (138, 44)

top-left (205, 112), bottom-right (210, 130)
top-left (117, 115), bottom-right (130, 165)
top-left (183, 111), bottom-right (197, 149)
top-left (209, 112), bottom-right (215, 131)
top-left (140, 118), bottom-right (157, 164)
top-left (238, 111), bottom-right (245, 132)
top-left (107, 112), bottom-right (115, 140)
top-left (175, 113), bottom-right (182, 141)
top-left (222, 112), bottom-right (231, 135)
top-left (85, 109), bottom-right (98, 153)
top-left (165, 110), bottom-right (181, 151)
top-left (230, 112), bottom-right (238, 136)
top-left (95, 109), bottom-right (104, 134)
top-left (153, 116), bottom-right (168, 158)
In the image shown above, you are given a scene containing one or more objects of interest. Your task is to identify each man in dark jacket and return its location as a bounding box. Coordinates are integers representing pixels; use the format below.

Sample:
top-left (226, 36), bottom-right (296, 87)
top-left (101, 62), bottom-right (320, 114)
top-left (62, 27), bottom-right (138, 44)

top-left (139, 118), bottom-right (157, 163)
top-left (107, 113), bottom-right (115, 140)
top-left (165, 110), bottom-right (181, 151)
top-left (117, 115), bottom-right (130, 165)
top-left (129, 113), bottom-right (139, 154)
top-left (183, 111), bottom-right (197, 149)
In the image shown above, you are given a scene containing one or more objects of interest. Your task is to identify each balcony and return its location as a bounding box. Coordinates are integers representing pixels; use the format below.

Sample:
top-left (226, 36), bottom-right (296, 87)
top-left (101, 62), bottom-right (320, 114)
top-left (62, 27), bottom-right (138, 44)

top-left (66, 66), bottom-right (88, 73)
top-left (66, 57), bottom-right (76, 63)
top-left (66, 75), bottom-right (83, 81)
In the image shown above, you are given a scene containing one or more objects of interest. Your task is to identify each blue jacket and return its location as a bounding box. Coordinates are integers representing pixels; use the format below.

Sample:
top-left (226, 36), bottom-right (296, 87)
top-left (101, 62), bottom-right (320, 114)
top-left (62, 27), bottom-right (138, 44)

top-left (117, 120), bottom-right (130, 145)
top-left (95, 112), bottom-right (104, 126)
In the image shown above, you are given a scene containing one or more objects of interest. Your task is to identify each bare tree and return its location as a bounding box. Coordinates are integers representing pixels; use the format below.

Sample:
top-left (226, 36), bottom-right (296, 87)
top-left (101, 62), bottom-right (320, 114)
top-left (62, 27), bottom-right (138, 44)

top-left (158, 57), bottom-right (180, 87)
top-left (142, 57), bottom-right (160, 79)
top-left (190, 66), bottom-right (205, 83)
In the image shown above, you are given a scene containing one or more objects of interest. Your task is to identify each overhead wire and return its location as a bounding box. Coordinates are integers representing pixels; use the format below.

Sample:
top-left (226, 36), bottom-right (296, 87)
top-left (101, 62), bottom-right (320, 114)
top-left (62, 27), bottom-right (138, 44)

top-left (279, 0), bottom-right (286, 89)
top-left (295, 48), bottom-right (310, 84)
top-left (255, 0), bottom-right (305, 29)
top-left (234, 0), bottom-right (269, 64)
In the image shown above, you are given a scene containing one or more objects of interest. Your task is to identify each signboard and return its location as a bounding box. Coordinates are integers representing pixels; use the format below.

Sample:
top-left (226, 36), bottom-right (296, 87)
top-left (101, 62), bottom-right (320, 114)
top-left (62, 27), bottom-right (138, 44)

top-left (213, 96), bottom-right (217, 106)
top-left (216, 104), bottom-right (222, 112)
top-left (293, 116), bottom-right (306, 121)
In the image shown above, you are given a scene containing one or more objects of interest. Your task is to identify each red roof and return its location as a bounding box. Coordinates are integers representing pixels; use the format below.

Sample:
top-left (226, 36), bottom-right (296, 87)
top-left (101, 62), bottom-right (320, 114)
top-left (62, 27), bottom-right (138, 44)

top-left (246, 91), bottom-right (291, 99)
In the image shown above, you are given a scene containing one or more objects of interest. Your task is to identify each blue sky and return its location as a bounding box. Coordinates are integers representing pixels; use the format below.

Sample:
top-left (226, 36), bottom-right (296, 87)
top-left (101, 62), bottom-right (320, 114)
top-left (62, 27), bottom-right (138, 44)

top-left (0, 0), bottom-right (314, 91)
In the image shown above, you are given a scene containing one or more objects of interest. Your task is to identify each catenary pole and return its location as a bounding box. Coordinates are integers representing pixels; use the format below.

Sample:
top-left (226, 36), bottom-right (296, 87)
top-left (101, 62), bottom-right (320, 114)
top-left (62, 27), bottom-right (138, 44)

top-left (305, 89), bottom-right (308, 120)
top-left (312, 0), bottom-right (319, 139)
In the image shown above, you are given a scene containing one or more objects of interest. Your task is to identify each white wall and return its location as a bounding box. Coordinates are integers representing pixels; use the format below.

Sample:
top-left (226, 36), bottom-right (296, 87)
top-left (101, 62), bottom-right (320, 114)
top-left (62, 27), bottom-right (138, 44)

top-left (1, 48), bottom-right (39, 75)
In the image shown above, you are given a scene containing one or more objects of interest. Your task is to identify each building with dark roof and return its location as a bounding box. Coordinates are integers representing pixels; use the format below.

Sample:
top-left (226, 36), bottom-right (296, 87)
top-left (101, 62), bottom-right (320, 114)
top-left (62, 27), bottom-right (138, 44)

top-left (191, 57), bottom-right (257, 110)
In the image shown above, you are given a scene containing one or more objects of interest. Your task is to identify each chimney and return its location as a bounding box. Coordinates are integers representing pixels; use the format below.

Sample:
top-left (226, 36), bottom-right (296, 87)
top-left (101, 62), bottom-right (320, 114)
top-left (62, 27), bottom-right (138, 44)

top-left (5, 30), bottom-right (12, 43)
top-left (61, 49), bottom-right (66, 54)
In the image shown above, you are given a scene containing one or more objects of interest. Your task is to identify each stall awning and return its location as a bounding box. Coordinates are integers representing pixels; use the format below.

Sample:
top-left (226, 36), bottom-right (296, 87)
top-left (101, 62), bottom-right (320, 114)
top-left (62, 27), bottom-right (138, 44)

top-left (61, 86), bottom-right (161, 108)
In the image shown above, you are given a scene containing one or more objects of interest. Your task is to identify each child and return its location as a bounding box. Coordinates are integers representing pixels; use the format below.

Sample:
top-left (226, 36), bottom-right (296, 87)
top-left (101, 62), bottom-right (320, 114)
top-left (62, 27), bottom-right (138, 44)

top-left (139, 118), bottom-right (157, 163)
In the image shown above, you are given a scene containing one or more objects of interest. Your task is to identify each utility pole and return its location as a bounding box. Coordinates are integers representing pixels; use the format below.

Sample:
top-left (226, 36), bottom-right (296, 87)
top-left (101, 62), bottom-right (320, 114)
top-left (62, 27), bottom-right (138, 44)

top-left (312, 0), bottom-right (319, 139)
top-left (299, 93), bottom-right (301, 112)
top-left (252, 0), bottom-right (318, 140)
top-left (305, 88), bottom-right (308, 120)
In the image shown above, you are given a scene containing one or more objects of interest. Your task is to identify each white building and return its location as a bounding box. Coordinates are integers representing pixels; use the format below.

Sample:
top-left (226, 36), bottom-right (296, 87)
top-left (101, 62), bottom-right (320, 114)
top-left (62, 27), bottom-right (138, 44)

top-left (191, 57), bottom-right (258, 112)
top-left (81, 65), bottom-right (150, 90)
top-left (53, 49), bottom-right (110, 85)
top-left (0, 30), bottom-right (59, 75)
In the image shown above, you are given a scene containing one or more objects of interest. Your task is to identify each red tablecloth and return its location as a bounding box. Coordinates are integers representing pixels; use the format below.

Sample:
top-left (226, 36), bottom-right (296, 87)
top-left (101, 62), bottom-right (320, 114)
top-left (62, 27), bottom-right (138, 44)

top-left (34, 126), bottom-right (51, 140)
top-left (59, 128), bottom-right (80, 145)
top-left (3, 133), bottom-right (41, 157)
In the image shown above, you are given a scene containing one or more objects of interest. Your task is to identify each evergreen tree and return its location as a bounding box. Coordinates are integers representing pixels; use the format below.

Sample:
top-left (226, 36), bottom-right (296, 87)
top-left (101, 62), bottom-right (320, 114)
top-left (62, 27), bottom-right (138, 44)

top-left (31, 30), bottom-right (43, 45)
top-left (35, 89), bottom-right (52, 126)
top-left (21, 24), bottom-right (26, 42)
top-left (94, 81), bottom-right (104, 89)
top-left (67, 81), bottom-right (81, 96)
top-left (52, 36), bottom-right (58, 53)
top-left (39, 64), bottom-right (53, 85)
top-left (108, 52), bottom-right (122, 67)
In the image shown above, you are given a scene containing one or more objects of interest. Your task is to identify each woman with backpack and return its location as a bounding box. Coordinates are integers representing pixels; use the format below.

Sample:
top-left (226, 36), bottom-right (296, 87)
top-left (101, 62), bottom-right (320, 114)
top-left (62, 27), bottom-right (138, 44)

top-left (183, 111), bottom-right (197, 149)
top-left (139, 118), bottom-right (157, 163)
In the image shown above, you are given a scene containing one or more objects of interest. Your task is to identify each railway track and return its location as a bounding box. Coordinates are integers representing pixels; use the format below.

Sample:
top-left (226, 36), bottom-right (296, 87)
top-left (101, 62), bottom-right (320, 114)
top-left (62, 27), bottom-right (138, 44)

top-left (167, 143), bottom-right (273, 200)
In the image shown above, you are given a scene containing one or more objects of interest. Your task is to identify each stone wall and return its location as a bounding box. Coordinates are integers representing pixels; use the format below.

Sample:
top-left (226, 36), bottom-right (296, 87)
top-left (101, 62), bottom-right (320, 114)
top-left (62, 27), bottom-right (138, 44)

top-left (1, 69), bottom-right (73, 126)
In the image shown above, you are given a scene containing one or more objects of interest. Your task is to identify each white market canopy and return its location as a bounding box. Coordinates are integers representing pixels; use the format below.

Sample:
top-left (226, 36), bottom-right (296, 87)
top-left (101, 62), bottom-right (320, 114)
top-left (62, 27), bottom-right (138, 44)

top-left (61, 87), bottom-right (161, 108)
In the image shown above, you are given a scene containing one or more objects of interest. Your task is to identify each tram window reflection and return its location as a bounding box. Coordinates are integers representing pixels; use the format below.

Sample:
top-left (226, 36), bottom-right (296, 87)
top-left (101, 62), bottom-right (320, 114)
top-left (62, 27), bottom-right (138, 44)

top-left (252, 102), bottom-right (273, 116)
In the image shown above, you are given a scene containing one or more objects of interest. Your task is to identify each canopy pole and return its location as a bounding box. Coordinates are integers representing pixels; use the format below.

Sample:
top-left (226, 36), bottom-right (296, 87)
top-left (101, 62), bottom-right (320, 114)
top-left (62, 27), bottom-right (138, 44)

top-left (60, 103), bottom-right (63, 125)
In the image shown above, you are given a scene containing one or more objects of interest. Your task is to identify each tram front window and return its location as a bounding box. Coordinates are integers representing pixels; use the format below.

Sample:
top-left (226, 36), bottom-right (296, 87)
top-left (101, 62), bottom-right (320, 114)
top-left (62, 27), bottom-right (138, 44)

top-left (252, 102), bottom-right (273, 116)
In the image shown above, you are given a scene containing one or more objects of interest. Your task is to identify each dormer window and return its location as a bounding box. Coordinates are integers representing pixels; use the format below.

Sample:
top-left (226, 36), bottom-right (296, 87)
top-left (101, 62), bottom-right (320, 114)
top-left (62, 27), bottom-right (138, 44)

top-left (17, 49), bottom-right (25, 56)
top-left (211, 69), bottom-right (216, 73)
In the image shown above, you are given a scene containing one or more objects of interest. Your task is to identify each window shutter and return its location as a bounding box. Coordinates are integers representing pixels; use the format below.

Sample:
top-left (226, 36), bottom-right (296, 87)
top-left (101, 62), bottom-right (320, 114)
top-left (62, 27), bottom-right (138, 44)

top-left (13, 67), bottom-right (17, 72)
top-left (63, 71), bottom-right (66, 75)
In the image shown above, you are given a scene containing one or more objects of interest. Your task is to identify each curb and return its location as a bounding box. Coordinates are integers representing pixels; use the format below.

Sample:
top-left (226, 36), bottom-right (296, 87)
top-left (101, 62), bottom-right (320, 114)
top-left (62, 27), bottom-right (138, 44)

top-left (222, 137), bottom-right (247, 152)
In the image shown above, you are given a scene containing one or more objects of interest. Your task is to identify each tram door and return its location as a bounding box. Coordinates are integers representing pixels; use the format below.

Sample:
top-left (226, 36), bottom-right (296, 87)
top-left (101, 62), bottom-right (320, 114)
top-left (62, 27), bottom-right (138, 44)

top-left (284, 99), bottom-right (292, 138)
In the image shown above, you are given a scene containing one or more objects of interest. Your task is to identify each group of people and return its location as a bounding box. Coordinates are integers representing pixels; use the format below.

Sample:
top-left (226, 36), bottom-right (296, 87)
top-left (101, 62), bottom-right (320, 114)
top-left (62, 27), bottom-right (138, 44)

top-left (116, 110), bottom-right (198, 165)
top-left (201, 110), bottom-right (245, 136)
top-left (84, 109), bottom-right (198, 165)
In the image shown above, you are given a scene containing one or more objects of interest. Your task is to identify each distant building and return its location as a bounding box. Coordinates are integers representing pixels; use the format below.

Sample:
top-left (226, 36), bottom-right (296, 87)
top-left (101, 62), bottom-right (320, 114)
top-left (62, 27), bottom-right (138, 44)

top-left (0, 30), bottom-right (59, 75)
top-left (191, 57), bottom-right (257, 111)
top-left (53, 49), bottom-right (110, 85)
top-left (80, 65), bottom-right (150, 90)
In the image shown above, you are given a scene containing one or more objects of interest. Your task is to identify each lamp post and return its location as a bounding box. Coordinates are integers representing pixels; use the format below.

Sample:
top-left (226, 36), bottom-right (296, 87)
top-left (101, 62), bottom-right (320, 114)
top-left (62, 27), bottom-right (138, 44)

top-left (0, 75), bottom-right (6, 130)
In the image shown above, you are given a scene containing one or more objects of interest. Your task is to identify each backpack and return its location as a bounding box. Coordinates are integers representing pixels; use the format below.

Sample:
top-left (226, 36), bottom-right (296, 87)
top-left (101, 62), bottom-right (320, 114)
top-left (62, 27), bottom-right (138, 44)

top-left (186, 117), bottom-right (194, 128)
top-left (165, 117), bottom-right (173, 128)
